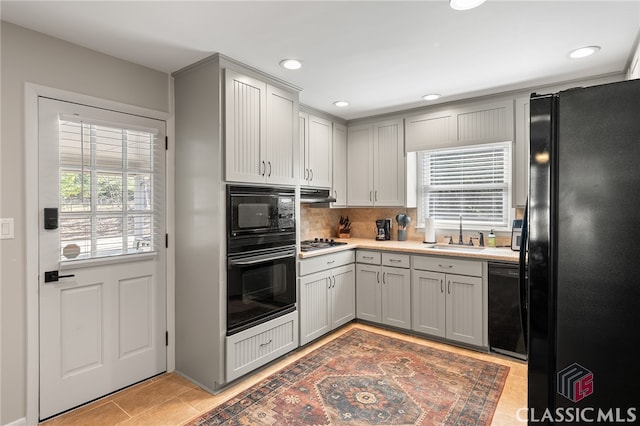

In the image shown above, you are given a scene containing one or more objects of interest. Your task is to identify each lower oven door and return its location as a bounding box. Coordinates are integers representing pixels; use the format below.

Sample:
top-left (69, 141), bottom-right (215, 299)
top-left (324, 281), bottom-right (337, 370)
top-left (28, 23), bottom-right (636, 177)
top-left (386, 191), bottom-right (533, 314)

top-left (227, 245), bottom-right (297, 335)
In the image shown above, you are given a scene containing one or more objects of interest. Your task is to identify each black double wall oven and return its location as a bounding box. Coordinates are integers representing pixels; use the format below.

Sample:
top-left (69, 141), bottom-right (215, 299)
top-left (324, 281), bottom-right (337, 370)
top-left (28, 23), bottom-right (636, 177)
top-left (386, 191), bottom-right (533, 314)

top-left (226, 185), bottom-right (296, 336)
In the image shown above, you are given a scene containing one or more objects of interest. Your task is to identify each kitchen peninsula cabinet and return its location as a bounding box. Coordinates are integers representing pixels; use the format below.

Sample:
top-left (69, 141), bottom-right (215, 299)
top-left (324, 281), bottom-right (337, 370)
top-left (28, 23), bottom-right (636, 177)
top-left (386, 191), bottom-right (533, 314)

top-left (298, 251), bottom-right (355, 345)
top-left (355, 250), bottom-right (411, 330)
top-left (226, 68), bottom-right (298, 185)
top-left (347, 118), bottom-right (405, 207)
top-left (411, 256), bottom-right (484, 347)
top-left (299, 112), bottom-right (332, 188)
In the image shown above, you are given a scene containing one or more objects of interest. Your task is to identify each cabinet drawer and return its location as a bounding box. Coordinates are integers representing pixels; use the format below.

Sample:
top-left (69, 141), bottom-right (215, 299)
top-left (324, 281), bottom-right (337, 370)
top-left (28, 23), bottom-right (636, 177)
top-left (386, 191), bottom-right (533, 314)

top-left (412, 256), bottom-right (482, 277)
top-left (226, 311), bottom-right (298, 382)
top-left (382, 252), bottom-right (410, 268)
top-left (356, 250), bottom-right (381, 265)
top-left (299, 250), bottom-right (355, 276)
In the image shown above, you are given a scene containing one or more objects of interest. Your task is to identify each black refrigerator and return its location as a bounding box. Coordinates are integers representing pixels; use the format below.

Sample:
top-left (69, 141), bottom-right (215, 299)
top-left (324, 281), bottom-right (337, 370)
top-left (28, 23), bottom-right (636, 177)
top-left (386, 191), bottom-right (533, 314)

top-left (527, 79), bottom-right (640, 424)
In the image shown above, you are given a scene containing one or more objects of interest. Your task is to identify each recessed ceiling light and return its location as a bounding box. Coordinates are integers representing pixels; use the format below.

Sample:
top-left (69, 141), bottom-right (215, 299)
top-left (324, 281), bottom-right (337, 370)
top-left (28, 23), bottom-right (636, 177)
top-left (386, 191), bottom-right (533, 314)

top-left (279, 59), bottom-right (302, 70)
top-left (422, 94), bottom-right (441, 101)
top-left (568, 46), bottom-right (601, 59)
top-left (333, 101), bottom-right (350, 107)
top-left (449, 0), bottom-right (486, 11)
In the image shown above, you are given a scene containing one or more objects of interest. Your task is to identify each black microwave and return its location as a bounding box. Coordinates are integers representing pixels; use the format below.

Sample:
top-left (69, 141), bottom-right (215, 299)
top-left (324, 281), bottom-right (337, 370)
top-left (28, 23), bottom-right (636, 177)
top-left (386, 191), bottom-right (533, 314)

top-left (227, 185), bottom-right (295, 253)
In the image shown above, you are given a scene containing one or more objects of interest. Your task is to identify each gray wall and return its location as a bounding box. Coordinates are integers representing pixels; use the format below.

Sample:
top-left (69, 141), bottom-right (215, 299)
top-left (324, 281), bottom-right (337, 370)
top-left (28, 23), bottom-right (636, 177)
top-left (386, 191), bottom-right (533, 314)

top-left (0, 21), bottom-right (171, 424)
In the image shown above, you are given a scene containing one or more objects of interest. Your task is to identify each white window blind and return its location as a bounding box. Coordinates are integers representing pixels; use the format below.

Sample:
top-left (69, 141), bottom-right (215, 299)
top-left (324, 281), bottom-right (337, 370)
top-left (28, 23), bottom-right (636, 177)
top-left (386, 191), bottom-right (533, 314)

top-left (58, 115), bottom-right (163, 261)
top-left (417, 142), bottom-right (512, 229)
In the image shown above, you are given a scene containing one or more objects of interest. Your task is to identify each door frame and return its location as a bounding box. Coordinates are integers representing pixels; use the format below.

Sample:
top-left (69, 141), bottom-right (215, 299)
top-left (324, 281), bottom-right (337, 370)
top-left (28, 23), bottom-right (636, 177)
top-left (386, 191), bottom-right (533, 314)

top-left (24, 83), bottom-right (175, 424)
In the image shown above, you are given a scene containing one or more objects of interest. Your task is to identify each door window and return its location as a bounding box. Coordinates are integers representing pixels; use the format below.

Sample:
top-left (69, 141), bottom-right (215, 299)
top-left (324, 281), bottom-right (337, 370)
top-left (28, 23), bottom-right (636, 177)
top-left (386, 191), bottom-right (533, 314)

top-left (58, 116), bottom-right (161, 261)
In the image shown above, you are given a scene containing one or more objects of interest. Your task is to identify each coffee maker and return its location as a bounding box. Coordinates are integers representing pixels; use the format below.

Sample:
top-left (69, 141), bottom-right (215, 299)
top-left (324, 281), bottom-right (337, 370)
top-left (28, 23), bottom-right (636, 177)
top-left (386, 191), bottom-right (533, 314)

top-left (375, 219), bottom-right (391, 241)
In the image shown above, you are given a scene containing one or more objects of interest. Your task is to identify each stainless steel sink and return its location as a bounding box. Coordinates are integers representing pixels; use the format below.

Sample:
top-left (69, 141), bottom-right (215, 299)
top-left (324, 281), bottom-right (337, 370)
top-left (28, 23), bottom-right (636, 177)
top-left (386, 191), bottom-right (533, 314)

top-left (425, 244), bottom-right (486, 251)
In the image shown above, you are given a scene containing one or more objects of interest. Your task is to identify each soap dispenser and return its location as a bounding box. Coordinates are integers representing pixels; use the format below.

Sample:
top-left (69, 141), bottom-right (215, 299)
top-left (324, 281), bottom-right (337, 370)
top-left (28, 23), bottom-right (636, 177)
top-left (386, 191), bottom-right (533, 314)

top-left (487, 229), bottom-right (496, 247)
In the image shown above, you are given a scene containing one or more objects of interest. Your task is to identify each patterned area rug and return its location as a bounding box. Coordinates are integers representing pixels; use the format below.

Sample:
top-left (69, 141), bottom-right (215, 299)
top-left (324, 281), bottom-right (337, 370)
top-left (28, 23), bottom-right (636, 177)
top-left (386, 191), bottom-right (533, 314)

top-left (189, 328), bottom-right (509, 425)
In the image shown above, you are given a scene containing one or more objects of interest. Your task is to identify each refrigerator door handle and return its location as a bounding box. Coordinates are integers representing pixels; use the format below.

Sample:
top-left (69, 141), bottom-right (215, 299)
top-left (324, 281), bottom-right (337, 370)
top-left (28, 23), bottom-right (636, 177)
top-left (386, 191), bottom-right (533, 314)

top-left (519, 198), bottom-right (529, 353)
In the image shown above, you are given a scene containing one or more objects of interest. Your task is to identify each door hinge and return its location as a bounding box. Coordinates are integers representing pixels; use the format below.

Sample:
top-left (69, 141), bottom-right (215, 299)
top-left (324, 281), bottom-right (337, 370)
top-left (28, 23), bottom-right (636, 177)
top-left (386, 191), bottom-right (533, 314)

top-left (165, 233), bottom-right (168, 248)
top-left (165, 331), bottom-right (169, 346)
top-left (165, 136), bottom-right (168, 150)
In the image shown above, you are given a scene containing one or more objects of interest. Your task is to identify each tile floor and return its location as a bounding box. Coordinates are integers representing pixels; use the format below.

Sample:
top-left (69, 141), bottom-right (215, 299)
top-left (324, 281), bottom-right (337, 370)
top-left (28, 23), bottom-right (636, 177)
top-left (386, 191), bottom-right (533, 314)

top-left (41, 323), bottom-right (527, 425)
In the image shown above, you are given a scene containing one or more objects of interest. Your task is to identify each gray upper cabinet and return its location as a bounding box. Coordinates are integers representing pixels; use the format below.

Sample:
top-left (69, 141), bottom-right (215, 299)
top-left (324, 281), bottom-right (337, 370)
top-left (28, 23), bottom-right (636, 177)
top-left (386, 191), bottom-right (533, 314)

top-left (405, 110), bottom-right (456, 151)
top-left (405, 99), bottom-right (514, 151)
top-left (332, 122), bottom-right (348, 207)
top-left (305, 115), bottom-right (333, 188)
top-left (347, 118), bottom-right (405, 207)
top-left (347, 123), bottom-right (374, 205)
top-left (514, 96), bottom-right (530, 207)
top-left (225, 68), bottom-right (298, 185)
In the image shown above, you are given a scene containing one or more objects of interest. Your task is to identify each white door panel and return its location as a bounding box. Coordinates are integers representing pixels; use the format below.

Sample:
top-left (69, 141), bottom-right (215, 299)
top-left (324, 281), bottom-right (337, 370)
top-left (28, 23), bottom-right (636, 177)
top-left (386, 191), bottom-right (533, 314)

top-left (38, 97), bottom-right (166, 419)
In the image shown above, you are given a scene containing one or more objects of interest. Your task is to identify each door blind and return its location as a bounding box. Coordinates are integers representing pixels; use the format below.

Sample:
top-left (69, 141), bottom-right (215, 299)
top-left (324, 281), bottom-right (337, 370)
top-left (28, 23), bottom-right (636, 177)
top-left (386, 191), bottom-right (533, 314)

top-left (58, 115), bottom-right (163, 261)
top-left (418, 142), bottom-right (511, 228)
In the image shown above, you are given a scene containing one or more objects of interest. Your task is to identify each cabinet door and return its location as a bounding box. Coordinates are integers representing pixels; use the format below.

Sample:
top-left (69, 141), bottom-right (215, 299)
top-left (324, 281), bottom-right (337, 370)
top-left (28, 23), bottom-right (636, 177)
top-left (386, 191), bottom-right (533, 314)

top-left (355, 264), bottom-right (381, 322)
top-left (265, 85), bottom-right (298, 185)
top-left (514, 97), bottom-right (530, 207)
top-left (445, 274), bottom-right (483, 346)
top-left (299, 271), bottom-right (331, 346)
top-left (225, 69), bottom-right (267, 184)
top-left (306, 115), bottom-right (332, 188)
top-left (330, 264), bottom-right (355, 329)
top-left (405, 110), bottom-right (456, 152)
top-left (411, 270), bottom-right (446, 338)
top-left (347, 124), bottom-right (374, 206)
top-left (332, 123), bottom-right (348, 207)
top-left (381, 266), bottom-right (411, 330)
top-left (373, 119), bottom-right (405, 206)
top-left (299, 112), bottom-right (309, 186)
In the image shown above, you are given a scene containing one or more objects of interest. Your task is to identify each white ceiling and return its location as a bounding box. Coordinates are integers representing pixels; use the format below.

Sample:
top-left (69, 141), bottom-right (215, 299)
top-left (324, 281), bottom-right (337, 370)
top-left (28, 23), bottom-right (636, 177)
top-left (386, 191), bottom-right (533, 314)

top-left (2, 1), bottom-right (639, 120)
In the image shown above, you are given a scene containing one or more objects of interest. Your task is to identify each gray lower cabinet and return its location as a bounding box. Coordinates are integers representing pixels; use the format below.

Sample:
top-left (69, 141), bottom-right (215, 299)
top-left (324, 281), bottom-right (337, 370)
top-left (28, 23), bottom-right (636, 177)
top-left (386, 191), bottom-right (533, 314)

top-left (356, 251), bottom-right (411, 330)
top-left (226, 311), bottom-right (299, 382)
top-left (299, 251), bottom-right (355, 346)
top-left (411, 256), bottom-right (484, 347)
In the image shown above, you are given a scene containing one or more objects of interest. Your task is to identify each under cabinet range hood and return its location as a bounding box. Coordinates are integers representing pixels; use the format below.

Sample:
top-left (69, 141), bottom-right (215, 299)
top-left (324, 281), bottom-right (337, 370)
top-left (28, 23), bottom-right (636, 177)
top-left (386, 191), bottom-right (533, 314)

top-left (300, 188), bottom-right (336, 205)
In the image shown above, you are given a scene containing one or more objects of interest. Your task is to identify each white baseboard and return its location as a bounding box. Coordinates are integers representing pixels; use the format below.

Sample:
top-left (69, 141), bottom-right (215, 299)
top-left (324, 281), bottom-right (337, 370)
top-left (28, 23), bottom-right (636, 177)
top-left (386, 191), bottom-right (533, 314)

top-left (4, 418), bottom-right (27, 426)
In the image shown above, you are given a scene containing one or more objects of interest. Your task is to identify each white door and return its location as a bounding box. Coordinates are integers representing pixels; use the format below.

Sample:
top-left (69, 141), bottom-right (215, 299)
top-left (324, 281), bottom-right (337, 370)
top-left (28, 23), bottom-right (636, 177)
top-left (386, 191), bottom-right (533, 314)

top-left (38, 97), bottom-right (167, 419)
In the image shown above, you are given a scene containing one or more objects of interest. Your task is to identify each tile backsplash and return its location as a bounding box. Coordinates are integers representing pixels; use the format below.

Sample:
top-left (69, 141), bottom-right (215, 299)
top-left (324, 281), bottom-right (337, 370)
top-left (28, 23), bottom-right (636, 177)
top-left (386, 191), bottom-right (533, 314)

top-left (300, 205), bottom-right (516, 247)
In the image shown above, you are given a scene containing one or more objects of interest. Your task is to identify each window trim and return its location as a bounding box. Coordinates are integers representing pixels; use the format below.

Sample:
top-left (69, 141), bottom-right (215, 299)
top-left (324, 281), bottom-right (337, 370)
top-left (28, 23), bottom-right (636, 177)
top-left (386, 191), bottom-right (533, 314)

top-left (417, 141), bottom-right (513, 231)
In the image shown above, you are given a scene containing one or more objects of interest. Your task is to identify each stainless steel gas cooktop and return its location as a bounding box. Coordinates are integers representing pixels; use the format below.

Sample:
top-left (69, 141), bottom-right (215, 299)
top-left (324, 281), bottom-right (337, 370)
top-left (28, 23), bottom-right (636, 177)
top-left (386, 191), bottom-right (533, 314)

top-left (300, 238), bottom-right (349, 252)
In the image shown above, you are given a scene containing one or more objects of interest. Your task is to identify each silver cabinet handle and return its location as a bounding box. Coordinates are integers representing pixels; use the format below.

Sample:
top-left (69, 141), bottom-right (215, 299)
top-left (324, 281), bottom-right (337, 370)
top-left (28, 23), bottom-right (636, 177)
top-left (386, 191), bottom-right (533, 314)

top-left (363, 256), bottom-right (374, 260)
top-left (309, 169), bottom-right (313, 181)
top-left (261, 161), bottom-right (266, 176)
top-left (327, 260), bottom-right (335, 265)
top-left (304, 168), bottom-right (309, 180)
top-left (440, 279), bottom-right (444, 293)
top-left (267, 161), bottom-right (272, 177)
top-left (447, 281), bottom-right (451, 294)
top-left (260, 339), bottom-right (272, 347)
top-left (369, 191), bottom-right (372, 202)
top-left (383, 272), bottom-right (386, 284)
top-left (376, 271), bottom-right (380, 284)
top-left (389, 259), bottom-right (402, 263)
top-left (438, 264), bottom-right (453, 269)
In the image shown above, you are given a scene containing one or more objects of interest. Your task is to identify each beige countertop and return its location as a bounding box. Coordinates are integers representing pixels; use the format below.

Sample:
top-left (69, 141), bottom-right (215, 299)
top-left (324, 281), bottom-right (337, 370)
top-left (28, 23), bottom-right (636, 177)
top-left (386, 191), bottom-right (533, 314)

top-left (298, 237), bottom-right (521, 263)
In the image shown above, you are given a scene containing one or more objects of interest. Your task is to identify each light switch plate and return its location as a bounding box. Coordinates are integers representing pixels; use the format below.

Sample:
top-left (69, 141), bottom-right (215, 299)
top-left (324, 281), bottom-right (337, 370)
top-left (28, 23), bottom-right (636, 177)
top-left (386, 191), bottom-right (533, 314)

top-left (1, 218), bottom-right (15, 239)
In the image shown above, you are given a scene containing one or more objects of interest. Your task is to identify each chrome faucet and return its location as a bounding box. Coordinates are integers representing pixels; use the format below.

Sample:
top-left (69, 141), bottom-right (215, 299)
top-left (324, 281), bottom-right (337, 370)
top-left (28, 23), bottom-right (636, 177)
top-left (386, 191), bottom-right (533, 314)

top-left (458, 216), bottom-right (464, 245)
